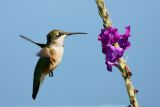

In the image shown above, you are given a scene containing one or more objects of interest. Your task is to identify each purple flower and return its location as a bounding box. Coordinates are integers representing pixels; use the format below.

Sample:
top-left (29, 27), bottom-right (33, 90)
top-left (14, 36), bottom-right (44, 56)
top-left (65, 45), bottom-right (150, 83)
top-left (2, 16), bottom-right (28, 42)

top-left (98, 26), bottom-right (131, 71)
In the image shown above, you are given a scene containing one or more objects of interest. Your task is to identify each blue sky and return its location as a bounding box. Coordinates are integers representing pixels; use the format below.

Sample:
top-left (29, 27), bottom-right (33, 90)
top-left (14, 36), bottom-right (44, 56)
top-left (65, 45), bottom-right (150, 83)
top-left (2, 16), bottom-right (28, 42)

top-left (0, 0), bottom-right (160, 106)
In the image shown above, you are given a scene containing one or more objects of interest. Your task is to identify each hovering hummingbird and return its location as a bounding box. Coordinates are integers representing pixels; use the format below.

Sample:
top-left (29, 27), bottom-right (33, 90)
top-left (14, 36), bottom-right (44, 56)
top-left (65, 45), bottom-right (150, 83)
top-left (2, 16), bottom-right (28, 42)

top-left (20, 30), bottom-right (87, 100)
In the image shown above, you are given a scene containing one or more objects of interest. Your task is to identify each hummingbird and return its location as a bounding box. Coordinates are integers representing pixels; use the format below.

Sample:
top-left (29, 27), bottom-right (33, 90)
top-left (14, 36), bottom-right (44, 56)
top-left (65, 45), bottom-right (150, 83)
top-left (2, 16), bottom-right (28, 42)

top-left (20, 30), bottom-right (87, 100)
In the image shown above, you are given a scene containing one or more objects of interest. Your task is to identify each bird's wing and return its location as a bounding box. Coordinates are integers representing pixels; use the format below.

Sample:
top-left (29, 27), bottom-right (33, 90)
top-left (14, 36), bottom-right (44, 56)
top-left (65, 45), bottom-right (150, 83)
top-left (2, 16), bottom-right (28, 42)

top-left (19, 35), bottom-right (46, 48)
top-left (32, 58), bottom-right (50, 100)
top-left (37, 48), bottom-right (56, 66)
top-left (37, 48), bottom-right (52, 58)
top-left (37, 48), bottom-right (55, 60)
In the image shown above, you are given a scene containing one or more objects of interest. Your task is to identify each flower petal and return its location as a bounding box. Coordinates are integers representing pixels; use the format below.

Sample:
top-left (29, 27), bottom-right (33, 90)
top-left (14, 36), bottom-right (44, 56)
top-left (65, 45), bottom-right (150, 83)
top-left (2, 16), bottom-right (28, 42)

top-left (98, 26), bottom-right (131, 72)
top-left (105, 61), bottom-right (112, 71)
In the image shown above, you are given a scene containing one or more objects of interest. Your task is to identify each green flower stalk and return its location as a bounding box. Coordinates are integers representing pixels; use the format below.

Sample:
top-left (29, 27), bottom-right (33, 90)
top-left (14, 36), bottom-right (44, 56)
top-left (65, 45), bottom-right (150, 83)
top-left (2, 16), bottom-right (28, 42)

top-left (96, 0), bottom-right (112, 28)
top-left (96, 0), bottom-right (139, 107)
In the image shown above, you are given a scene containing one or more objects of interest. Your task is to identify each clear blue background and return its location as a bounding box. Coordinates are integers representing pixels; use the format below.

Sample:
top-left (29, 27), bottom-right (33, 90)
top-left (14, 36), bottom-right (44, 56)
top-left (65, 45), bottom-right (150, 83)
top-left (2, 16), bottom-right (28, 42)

top-left (0, 0), bottom-right (159, 107)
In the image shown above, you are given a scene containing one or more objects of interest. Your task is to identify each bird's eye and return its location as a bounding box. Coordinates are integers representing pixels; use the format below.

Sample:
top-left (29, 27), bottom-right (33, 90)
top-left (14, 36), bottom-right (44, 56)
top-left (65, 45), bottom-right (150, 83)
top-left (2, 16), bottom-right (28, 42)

top-left (59, 32), bottom-right (63, 35)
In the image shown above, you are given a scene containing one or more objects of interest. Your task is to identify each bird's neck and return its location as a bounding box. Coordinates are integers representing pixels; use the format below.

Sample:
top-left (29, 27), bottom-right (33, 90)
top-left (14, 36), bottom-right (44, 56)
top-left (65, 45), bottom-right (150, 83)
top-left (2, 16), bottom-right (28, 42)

top-left (48, 37), bottom-right (65, 47)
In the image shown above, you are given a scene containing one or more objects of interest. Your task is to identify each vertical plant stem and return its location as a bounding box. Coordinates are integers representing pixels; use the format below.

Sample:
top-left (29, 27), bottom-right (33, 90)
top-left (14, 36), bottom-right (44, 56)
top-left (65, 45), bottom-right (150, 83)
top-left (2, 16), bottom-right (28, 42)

top-left (118, 59), bottom-right (139, 107)
top-left (96, 0), bottom-right (139, 106)
top-left (124, 78), bottom-right (139, 107)
top-left (96, 0), bottom-right (112, 28)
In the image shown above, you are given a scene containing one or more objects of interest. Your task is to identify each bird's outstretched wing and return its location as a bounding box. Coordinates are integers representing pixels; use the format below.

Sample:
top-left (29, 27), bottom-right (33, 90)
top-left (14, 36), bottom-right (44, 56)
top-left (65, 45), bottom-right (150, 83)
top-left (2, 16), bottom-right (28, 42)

top-left (32, 57), bottom-right (50, 100)
top-left (19, 35), bottom-right (46, 48)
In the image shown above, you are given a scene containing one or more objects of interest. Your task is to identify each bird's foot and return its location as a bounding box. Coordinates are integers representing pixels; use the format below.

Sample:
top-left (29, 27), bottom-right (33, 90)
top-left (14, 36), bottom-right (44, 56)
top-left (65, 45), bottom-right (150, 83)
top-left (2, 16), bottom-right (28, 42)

top-left (49, 71), bottom-right (53, 77)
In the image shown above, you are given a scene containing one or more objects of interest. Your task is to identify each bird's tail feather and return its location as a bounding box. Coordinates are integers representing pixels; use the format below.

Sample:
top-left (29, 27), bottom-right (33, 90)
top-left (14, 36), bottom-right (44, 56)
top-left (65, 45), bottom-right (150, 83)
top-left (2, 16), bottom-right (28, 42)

top-left (32, 73), bottom-right (45, 100)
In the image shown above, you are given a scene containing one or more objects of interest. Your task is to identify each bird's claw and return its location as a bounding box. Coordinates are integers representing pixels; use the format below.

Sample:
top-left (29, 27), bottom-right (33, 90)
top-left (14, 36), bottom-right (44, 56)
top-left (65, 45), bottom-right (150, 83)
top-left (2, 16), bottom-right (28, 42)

top-left (49, 71), bottom-right (53, 77)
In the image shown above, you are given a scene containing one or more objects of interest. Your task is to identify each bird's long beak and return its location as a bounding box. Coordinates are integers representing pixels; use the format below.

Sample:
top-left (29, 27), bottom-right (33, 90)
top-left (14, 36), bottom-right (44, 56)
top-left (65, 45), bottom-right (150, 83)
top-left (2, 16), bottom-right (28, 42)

top-left (66, 32), bottom-right (87, 36)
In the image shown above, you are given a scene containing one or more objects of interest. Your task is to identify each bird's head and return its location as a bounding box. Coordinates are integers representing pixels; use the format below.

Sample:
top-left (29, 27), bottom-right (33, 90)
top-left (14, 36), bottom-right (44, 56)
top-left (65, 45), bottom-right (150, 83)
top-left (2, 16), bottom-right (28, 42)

top-left (46, 29), bottom-right (87, 45)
